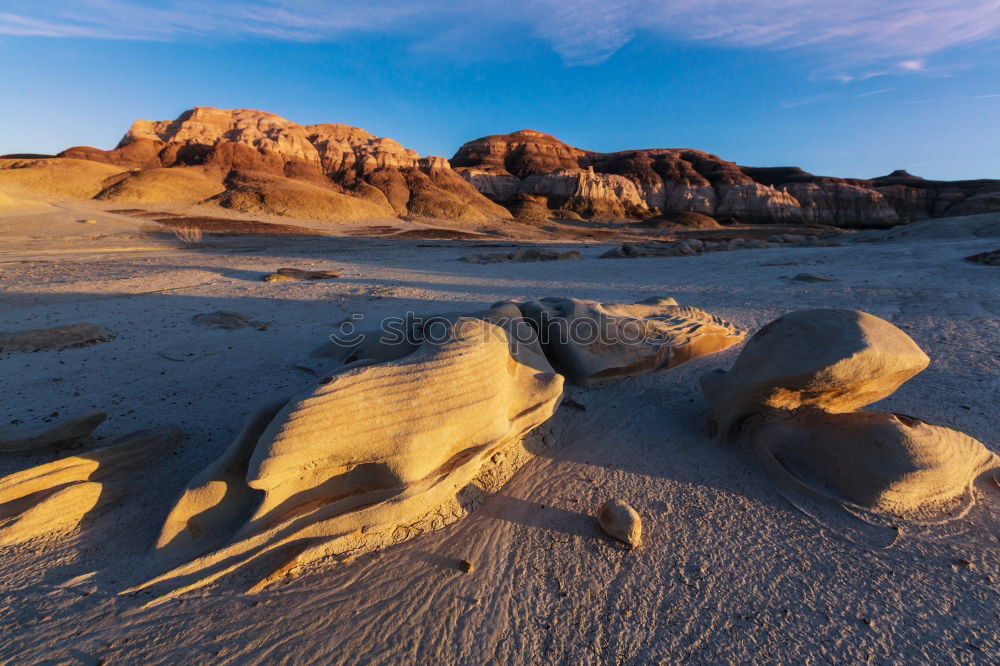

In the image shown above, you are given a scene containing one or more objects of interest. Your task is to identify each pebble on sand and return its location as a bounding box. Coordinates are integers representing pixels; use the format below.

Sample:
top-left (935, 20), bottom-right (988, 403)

top-left (597, 499), bottom-right (642, 548)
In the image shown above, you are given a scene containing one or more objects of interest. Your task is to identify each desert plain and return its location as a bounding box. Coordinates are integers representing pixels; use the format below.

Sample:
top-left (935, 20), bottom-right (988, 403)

top-left (0, 110), bottom-right (999, 664)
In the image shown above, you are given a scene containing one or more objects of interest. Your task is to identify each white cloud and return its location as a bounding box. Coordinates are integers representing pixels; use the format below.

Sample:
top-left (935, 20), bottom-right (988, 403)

top-left (854, 87), bottom-right (895, 97)
top-left (2, 0), bottom-right (1000, 70)
top-left (906, 92), bottom-right (1000, 103)
top-left (781, 93), bottom-right (836, 109)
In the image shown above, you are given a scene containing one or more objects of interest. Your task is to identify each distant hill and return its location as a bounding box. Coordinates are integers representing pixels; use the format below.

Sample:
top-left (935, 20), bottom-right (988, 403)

top-left (1, 107), bottom-right (996, 227)
top-left (54, 107), bottom-right (509, 223)
top-left (452, 130), bottom-right (1000, 228)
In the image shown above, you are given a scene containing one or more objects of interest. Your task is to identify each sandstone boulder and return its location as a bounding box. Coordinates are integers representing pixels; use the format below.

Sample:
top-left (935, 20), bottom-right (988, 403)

top-left (515, 297), bottom-right (744, 385)
top-left (755, 409), bottom-right (998, 514)
top-left (309, 302), bottom-right (532, 367)
top-left (791, 273), bottom-right (837, 283)
top-left (0, 426), bottom-right (182, 545)
top-left (699, 309), bottom-right (997, 517)
top-left (152, 399), bottom-right (290, 559)
top-left (700, 309), bottom-right (929, 439)
top-left (133, 317), bottom-right (562, 601)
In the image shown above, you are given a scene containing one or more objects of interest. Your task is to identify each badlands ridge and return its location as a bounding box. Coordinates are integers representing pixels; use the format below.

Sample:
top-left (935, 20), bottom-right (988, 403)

top-left (1, 106), bottom-right (998, 227)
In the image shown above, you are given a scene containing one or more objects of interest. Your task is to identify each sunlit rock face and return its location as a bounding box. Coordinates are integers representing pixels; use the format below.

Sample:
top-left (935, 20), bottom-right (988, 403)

top-left (0, 427), bottom-right (183, 546)
top-left (450, 130), bottom-right (646, 218)
top-left (59, 107), bottom-right (510, 222)
top-left (133, 318), bottom-right (563, 603)
top-left (453, 132), bottom-right (1000, 226)
top-left (510, 296), bottom-right (746, 386)
top-left (517, 169), bottom-right (650, 219)
top-left (780, 182), bottom-right (899, 226)
top-left (51, 108), bottom-right (1000, 225)
top-left (700, 308), bottom-right (999, 517)
top-left (450, 129), bottom-right (588, 178)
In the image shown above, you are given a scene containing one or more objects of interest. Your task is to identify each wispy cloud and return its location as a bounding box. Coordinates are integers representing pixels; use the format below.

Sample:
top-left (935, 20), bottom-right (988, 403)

top-left (906, 92), bottom-right (1000, 103)
top-left (2, 0), bottom-right (1000, 70)
top-left (781, 93), bottom-right (837, 109)
top-left (854, 87), bottom-right (895, 98)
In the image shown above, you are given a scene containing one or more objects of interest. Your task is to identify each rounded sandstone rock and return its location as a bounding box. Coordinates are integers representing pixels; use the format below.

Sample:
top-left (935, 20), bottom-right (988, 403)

top-left (597, 499), bottom-right (642, 548)
top-left (757, 409), bottom-right (998, 515)
top-left (700, 309), bottom-right (930, 439)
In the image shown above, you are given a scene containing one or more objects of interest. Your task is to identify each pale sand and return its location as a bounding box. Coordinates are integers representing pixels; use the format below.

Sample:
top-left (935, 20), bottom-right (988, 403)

top-left (0, 203), bottom-right (998, 663)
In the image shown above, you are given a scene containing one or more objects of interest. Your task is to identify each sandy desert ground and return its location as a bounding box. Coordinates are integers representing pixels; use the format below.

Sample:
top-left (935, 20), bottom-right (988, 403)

top-left (1, 200), bottom-right (999, 664)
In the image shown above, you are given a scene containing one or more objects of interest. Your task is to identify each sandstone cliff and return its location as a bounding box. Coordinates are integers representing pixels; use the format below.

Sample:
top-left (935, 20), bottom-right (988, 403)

top-left (23, 111), bottom-right (1000, 228)
top-left (453, 131), bottom-right (999, 227)
top-left (60, 107), bottom-right (510, 223)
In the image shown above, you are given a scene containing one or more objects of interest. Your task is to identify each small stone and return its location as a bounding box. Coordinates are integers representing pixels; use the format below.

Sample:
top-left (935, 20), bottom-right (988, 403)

top-left (462, 247), bottom-right (581, 264)
top-left (459, 559), bottom-right (474, 574)
top-left (0, 322), bottom-right (110, 353)
top-left (964, 249), bottom-right (1000, 266)
top-left (263, 268), bottom-right (340, 282)
top-left (597, 499), bottom-right (642, 548)
top-left (191, 310), bottom-right (261, 330)
top-left (80, 219), bottom-right (97, 224)
top-left (791, 273), bottom-right (838, 283)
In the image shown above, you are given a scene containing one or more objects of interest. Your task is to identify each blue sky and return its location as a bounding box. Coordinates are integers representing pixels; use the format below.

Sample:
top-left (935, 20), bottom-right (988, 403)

top-left (1, 0), bottom-right (999, 180)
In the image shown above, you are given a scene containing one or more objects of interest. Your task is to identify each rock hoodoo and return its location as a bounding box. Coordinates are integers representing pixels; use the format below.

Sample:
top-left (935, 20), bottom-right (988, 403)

top-left (513, 296), bottom-right (745, 385)
top-left (125, 295), bottom-right (742, 601)
top-left (133, 317), bottom-right (563, 602)
top-left (701, 309), bottom-right (998, 516)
